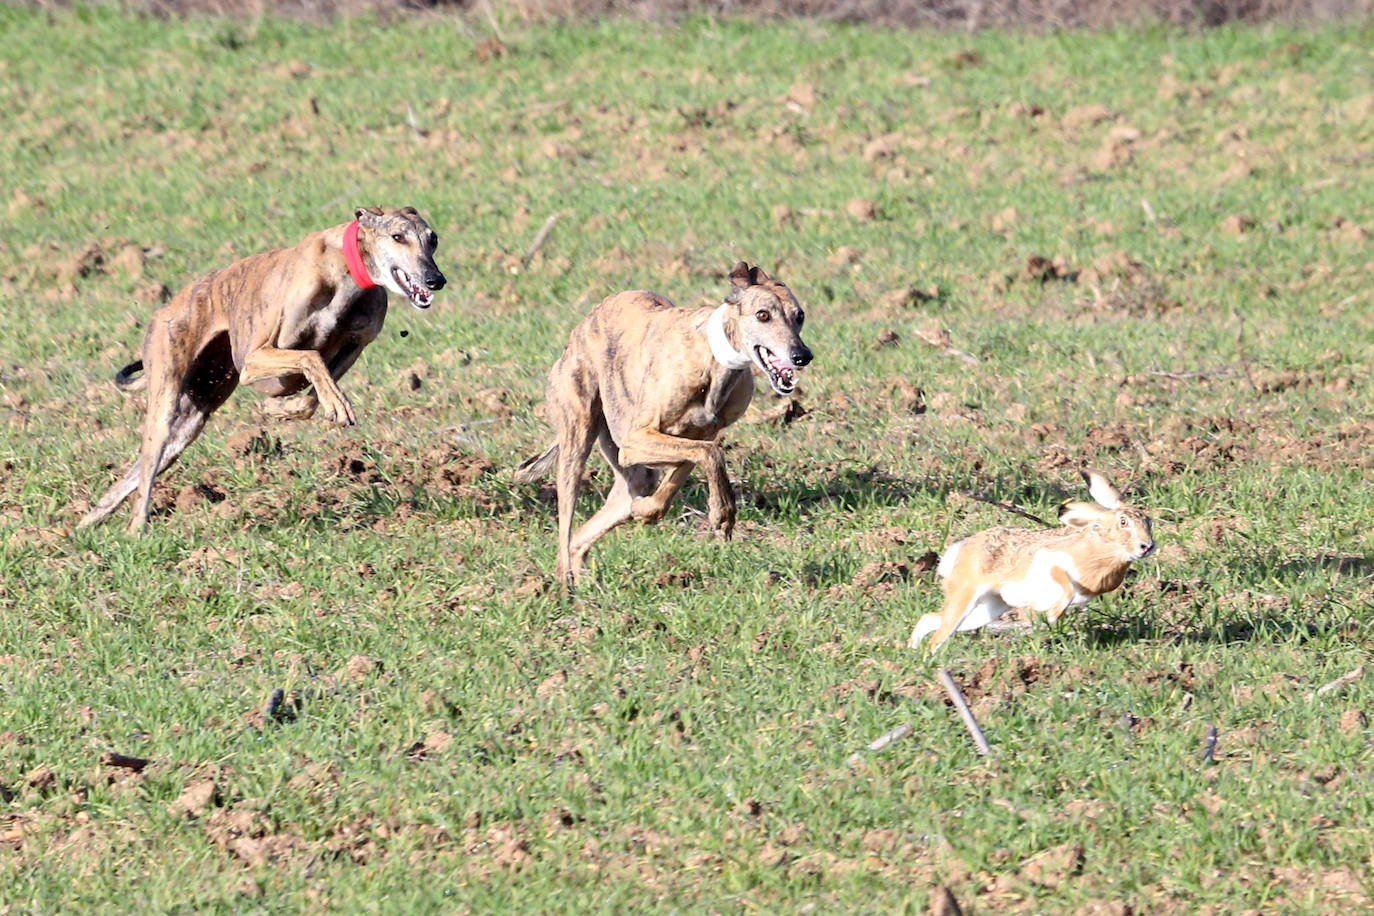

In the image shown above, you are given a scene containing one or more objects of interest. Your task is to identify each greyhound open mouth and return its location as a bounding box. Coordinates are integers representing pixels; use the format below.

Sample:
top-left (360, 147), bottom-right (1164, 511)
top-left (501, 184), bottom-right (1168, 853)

top-left (753, 345), bottom-right (802, 396)
top-left (392, 267), bottom-right (434, 310)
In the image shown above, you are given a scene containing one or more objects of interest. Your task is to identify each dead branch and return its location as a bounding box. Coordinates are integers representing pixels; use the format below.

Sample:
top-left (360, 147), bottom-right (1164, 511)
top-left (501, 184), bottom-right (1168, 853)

top-left (99, 752), bottom-right (151, 772)
top-left (404, 104), bottom-right (426, 145)
top-left (846, 722), bottom-right (914, 766)
top-left (957, 490), bottom-right (1054, 528)
top-left (1201, 723), bottom-right (1218, 764)
top-left (938, 667), bottom-right (990, 756)
top-left (1232, 309), bottom-right (1259, 393)
top-left (1143, 367), bottom-right (1236, 381)
top-left (914, 327), bottom-right (978, 365)
top-left (1309, 664), bottom-right (1365, 700)
top-left (522, 214), bottom-right (559, 269)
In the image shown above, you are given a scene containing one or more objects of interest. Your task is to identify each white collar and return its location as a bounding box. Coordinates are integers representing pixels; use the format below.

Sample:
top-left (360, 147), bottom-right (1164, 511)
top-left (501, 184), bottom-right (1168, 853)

top-left (705, 303), bottom-right (752, 370)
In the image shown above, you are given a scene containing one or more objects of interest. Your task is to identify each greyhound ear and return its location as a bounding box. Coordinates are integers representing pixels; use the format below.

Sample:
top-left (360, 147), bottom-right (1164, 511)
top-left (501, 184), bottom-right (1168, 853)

top-left (354, 206), bottom-right (385, 226)
top-left (728, 261), bottom-right (753, 288)
top-left (1058, 501), bottom-right (1106, 528)
top-left (1080, 468), bottom-right (1123, 509)
top-left (748, 265), bottom-right (772, 286)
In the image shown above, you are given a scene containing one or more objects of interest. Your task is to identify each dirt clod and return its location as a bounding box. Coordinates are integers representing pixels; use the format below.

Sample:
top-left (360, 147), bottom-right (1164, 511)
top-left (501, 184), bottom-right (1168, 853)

top-left (1020, 841), bottom-right (1084, 887)
top-left (929, 885), bottom-right (964, 916)
top-left (170, 780), bottom-right (219, 817)
top-left (846, 198), bottom-right (878, 222)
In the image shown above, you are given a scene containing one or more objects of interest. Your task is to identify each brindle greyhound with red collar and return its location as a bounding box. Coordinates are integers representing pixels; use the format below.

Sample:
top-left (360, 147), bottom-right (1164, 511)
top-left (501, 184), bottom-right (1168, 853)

top-left (514, 261), bottom-right (813, 587)
top-left (79, 206), bottom-right (445, 533)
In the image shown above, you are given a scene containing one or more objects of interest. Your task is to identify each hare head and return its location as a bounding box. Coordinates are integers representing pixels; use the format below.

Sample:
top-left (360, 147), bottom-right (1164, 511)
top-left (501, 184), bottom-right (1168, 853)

top-left (1057, 468), bottom-right (1155, 562)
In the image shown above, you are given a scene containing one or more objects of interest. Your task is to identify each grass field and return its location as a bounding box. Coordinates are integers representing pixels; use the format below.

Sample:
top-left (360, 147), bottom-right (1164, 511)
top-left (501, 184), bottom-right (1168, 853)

top-left (2, 6), bottom-right (1373, 912)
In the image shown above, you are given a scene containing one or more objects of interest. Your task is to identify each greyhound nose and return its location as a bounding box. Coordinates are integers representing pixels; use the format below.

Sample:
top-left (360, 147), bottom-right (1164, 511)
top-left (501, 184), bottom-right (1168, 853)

top-left (790, 346), bottom-right (813, 367)
top-left (1140, 542), bottom-right (1154, 555)
top-left (425, 272), bottom-right (446, 291)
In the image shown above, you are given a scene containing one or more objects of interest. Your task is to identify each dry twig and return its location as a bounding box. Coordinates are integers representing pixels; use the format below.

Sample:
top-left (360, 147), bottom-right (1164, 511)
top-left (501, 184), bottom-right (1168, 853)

top-left (1309, 664), bottom-right (1365, 700)
top-left (523, 214), bottom-right (560, 269)
top-left (938, 667), bottom-right (990, 756)
top-left (957, 490), bottom-right (1054, 528)
top-left (405, 104), bottom-right (426, 145)
top-left (1232, 309), bottom-right (1259, 392)
top-left (914, 327), bottom-right (978, 365)
top-left (846, 723), bottom-right (914, 766)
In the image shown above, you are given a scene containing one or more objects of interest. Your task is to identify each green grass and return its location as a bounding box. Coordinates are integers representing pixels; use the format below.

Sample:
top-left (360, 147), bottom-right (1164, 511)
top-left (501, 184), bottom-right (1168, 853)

top-left (2, 6), bottom-right (1373, 912)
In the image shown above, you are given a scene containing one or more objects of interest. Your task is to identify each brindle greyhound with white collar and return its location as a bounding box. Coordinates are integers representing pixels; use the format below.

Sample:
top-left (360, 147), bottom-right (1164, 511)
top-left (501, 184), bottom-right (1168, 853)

top-left (79, 206), bottom-right (445, 533)
top-left (514, 261), bottom-right (813, 587)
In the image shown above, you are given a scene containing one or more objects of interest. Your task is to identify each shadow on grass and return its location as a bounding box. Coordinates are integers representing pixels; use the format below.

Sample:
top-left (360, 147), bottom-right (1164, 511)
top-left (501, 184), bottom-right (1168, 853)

top-left (1272, 553), bottom-right (1374, 578)
top-left (1082, 613), bottom-right (1340, 647)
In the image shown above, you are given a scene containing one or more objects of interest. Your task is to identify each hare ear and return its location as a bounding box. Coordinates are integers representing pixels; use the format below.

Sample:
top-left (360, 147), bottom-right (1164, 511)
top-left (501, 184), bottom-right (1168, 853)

top-left (1059, 501), bottom-right (1106, 527)
top-left (728, 261), bottom-right (753, 288)
top-left (1081, 468), bottom-right (1123, 510)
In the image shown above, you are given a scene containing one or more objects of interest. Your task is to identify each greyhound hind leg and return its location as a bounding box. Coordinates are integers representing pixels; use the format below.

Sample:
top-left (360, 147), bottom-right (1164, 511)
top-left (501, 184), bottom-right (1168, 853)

top-left (567, 428), bottom-right (661, 572)
top-left (79, 461), bottom-right (144, 529)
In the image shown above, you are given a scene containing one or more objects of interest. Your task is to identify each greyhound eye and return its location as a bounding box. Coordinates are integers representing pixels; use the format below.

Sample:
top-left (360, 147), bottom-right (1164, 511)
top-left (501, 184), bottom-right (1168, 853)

top-left (754, 309), bottom-right (771, 322)
top-left (391, 233), bottom-right (406, 243)
top-left (796, 310), bottom-right (805, 325)
top-left (1119, 516), bottom-right (1129, 527)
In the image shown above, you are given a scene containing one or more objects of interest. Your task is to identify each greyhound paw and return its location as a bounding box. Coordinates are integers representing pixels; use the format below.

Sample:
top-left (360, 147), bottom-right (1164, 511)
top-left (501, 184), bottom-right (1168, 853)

top-left (261, 392), bottom-right (319, 421)
top-left (323, 395), bottom-right (356, 426)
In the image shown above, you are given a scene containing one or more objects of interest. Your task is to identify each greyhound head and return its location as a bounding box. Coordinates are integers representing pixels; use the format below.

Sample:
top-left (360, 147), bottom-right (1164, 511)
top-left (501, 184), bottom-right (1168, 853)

top-left (354, 206), bottom-right (446, 310)
top-left (721, 261), bottom-right (812, 396)
top-left (1058, 468), bottom-right (1156, 562)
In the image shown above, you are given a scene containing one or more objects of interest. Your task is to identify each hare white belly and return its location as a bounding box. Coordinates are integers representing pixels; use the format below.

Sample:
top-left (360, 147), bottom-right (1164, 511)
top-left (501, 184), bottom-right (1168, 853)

top-left (999, 549), bottom-right (1078, 612)
top-left (953, 586), bottom-right (1011, 632)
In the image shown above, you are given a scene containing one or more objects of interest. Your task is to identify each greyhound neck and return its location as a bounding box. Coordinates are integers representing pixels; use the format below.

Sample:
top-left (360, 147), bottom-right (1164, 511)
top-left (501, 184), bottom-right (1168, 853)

top-left (342, 220), bottom-right (376, 290)
top-left (705, 304), bottom-right (752, 370)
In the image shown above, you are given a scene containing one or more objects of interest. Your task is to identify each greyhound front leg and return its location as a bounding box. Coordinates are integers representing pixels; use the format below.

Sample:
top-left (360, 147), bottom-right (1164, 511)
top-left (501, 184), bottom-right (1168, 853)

top-left (240, 346), bottom-right (355, 425)
top-left (618, 428), bottom-right (735, 541)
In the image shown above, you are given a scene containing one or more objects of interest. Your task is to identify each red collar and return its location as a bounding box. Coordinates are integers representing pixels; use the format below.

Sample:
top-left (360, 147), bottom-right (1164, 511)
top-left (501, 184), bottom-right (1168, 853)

top-left (342, 220), bottom-right (376, 290)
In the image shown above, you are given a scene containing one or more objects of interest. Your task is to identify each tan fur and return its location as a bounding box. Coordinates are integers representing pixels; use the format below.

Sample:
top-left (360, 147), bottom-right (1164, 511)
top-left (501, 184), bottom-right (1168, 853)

top-left (79, 206), bottom-right (445, 533)
top-left (912, 469), bottom-right (1154, 652)
top-left (515, 261), bottom-right (813, 587)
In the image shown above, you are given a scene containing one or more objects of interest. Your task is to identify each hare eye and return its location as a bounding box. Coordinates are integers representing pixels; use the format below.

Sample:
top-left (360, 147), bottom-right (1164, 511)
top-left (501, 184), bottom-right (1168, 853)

top-left (1119, 517), bottom-right (1129, 527)
top-left (755, 309), bottom-right (771, 322)
top-left (795, 310), bottom-right (805, 326)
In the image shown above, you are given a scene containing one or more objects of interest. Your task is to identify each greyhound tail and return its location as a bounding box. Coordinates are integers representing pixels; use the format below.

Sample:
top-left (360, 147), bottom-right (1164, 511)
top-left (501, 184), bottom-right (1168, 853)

top-left (113, 359), bottom-right (146, 392)
top-left (512, 442), bottom-right (559, 485)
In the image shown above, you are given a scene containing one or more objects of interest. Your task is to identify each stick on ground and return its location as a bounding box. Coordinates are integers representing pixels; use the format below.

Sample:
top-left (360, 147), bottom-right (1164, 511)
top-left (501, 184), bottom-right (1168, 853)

top-left (846, 722), bottom-right (914, 766)
top-left (522, 214), bottom-right (560, 268)
top-left (938, 667), bottom-right (991, 756)
top-left (1311, 664), bottom-right (1365, 699)
top-left (1202, 723), bottom-right (1219, 764)
top-left (957, 490), bottom-right (1054, 528)
top-left (1232, 309), bottom-right (1260, 393)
